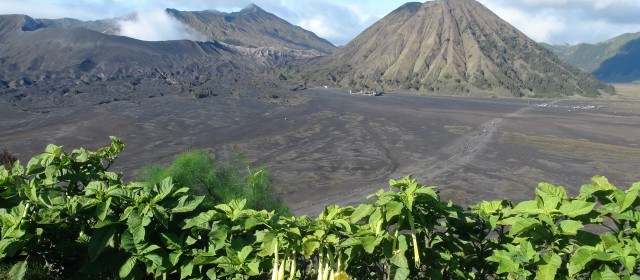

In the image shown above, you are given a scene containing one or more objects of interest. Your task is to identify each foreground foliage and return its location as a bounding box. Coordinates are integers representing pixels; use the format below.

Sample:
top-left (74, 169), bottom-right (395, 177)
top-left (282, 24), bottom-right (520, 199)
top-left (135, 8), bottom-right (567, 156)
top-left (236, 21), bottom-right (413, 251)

top-left (0, 138), bottom-right (639, 279)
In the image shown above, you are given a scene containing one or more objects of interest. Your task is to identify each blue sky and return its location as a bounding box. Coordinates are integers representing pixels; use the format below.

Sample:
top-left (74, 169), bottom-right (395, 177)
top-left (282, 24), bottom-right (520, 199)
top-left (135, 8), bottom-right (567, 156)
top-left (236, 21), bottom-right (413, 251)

top-left (1, 0), bottom-right (640, 45)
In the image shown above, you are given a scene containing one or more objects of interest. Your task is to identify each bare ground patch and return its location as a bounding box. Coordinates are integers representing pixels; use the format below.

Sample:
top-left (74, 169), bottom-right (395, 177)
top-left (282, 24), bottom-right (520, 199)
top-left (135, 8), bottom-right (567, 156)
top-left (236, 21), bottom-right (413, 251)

top-left (501, 132), bottom-right (640, 161)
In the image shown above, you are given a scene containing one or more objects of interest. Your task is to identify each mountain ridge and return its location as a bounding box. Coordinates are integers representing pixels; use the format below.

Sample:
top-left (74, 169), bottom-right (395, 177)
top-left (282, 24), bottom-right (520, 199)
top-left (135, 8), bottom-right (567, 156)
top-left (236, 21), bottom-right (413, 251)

top-left (544, 31), bottom-right (640, 83)
top-left (13, 4), bottom-right (335, 54)
top-left (166, 4), bottom-right (336, 54)
top-left (0, 0), bottom-right (619, 107)
top-left (0, 14), bottom-right (295, 106)
top-left (298, 0), bottom-right (613, 97)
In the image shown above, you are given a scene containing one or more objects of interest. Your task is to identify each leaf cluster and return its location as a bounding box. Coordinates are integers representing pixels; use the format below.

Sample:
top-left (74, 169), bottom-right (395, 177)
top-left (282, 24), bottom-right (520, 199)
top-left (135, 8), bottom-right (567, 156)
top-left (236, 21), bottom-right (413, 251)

top-left (1, 139), bottom-right (640, 279)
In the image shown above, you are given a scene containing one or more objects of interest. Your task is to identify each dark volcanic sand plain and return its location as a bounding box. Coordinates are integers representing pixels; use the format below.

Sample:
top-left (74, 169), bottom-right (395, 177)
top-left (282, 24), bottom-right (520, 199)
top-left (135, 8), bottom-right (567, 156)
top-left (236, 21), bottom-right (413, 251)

top-left (1, 89), bottom-right (640, 216)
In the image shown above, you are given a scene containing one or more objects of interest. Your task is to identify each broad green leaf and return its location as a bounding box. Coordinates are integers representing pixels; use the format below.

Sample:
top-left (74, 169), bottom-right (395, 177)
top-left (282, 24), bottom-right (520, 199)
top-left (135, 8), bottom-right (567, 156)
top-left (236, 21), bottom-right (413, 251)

top-left (535, 253), bottom-right (561, 280)
top-left (139, 244), bottom-right (161, 255)
top-left (559, 200), bottom-right (595, 218)
top-left (325, 234), bottom-right (340, 244)
top-left (302, 240), bottom-right (320, 258)
top-left (623, 256), bottom-right (636, 274)
top-left (397, 235), bottom-right (408, 252)
top-left (487, 250), bottom-right (519, 275)
top-left (151, 205), bottom-right (169, 228)
top-left (88, 226), bottom-right (115, 262)
top-left (143, 253), bottom-right (166, 270)
top-left (108, 189), bottom-right (135, 201)
top-left (332, 219), bottom-right (352, 233)
top-left (153, 177), bottom-right (174, 203)
top-left (209, 224), bottom-right (228, 249)
top-left (192, 253), bottom-right (217, 266)
top-left (541, 196), bottom-right (561, 211)
top-left (172, 187), bottom-right (190, 196)
top-left (393, 267), bottom-right (410, 280)
top-left (120, 231), bottom-right (135, 251)
top-left (44, 144), bottom-right (61, 157)
top-left (519, 241), bottom-right (537, 262)
top-left (245, 262), bottom-right (260, 276)
top-left (390, 253), bottom-right (409, 268)
top-left (503, 217), bottom-right (540, 236)
top-left (238, 246), bottom-right (252, 262)
top-left (389, 178), bottom-right (403, 189)
top-left (593, 252), bottom-right (617, 262)
top-left (592, 176), bottom-right (616, 189)
top-left (84, 181), bottom-right (107, 196)
top-left (341, 237), bottom-right (360, 247)
top-left (103, 171), bottom-right (119, 181)
top-left (403, 190), bottom-right (415, 210)
top-left (350, 204), bottom-right (373, 223)
top-left (559, 220), bottom-right (583, 235)
top-left (385, 201), bottom-right (404, 222)
top-left (600, 233), bottom-right (619, 249)
top-left (369, 209), bottom-right (383, 233)
top-left (119, 206), bottom-right (136, 222)
top-left (620, 189), bottom-right (638, 212)
top-left (537, 182), bottom-right (568, 200)
top-left (321, 204), bottom-right (342, 221)
top-left (181, 263), bottom-right (194, 280)
top-left (212, 256), bottom-right (235, 266)
top-left (569, 246), bottom-right (595, 276)
top-left (183, 210), bottom-right (216, 229)
top-left (172, 196), bottom-right (205, 213)
top-left (11, 160), bottom-right (24, 176)
top-left (475, 200), bottom-right (504, 216)
top-left (288, 226), bottom-right (301, 236)
top-left (159, 233), bottom-right (183, 250)
top-left (215, 204), bottom-right (232, 214)
top-left (591, 265), bottom-right (621, 280)
top-left (95, 197), bottom-right (112, 221)
top-left (243, 215), bottom-right (266, 230)
top-left (44, 164), bottom-right (58, 181)
top-left (229, 199), bottom-right (247, 212)
top-left (580, 176), bottom-right (617, 198)
top-left (256, 231), bottom-right (277, 257)
top-left (205, 268), bottom-right (216, 280)
top-left (512, 200), bottom-right (543, 214)
top-left (168, 251), bottom-right (182, 266)
top-left (119, 256), bottom-right (137, 278)
top-left (8, 260), bottom-right (27, 280)
top-left (488, 215), bottom-right (500, 230)
top-left (26, 157), bottom-right (39, 174)
top-left (414, 187), bottom-right (438, 200)
top-left (127, 211), bottom-right (146, 243)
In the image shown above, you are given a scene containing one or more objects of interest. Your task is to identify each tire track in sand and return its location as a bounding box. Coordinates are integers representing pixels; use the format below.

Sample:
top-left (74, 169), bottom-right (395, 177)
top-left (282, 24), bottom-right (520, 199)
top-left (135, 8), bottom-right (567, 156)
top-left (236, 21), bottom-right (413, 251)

top-left (292, 100), bottom-right (558, 216)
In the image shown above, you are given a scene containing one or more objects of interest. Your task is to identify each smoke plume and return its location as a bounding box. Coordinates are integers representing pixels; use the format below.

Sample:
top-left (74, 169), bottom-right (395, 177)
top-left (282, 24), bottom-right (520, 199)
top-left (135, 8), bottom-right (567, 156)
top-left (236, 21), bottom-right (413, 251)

top-left (116, 8), bottom-right (206, 41)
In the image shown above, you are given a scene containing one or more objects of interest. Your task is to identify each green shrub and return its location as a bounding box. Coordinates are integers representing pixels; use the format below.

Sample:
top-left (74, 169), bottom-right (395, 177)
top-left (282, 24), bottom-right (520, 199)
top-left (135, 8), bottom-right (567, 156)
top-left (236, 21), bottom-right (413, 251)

top-left (137, 149), bottom-right (290, 214)
top-left (1, 138), bottom-right (639, 279)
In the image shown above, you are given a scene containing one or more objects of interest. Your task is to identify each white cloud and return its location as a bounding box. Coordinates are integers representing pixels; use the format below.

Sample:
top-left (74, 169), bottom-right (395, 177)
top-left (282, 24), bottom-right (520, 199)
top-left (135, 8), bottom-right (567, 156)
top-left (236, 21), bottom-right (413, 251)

top-left (116, 9), bottom-right (206, 41)
top-left (345, 4), bottom-right (372, 24)
top-left (488, 5), bottom-right (566, 43)
top-left (298, 16), bottom-right (338, 40)
top-left (479, 0), bottom-right (640, 44)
